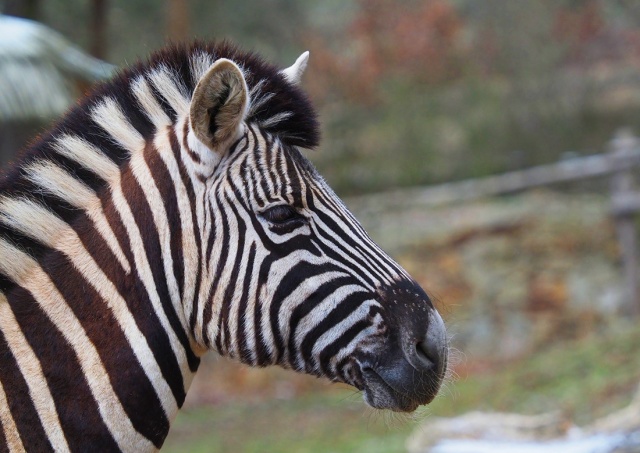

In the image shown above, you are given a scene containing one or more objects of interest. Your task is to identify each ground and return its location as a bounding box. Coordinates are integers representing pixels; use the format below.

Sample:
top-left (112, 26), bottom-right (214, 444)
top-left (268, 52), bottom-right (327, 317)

top-left (163, 322), bottom-right (640, 452)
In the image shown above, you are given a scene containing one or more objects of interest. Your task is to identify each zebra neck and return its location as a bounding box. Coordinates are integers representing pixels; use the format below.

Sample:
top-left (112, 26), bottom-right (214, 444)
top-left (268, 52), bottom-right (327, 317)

top-left (0, 126), bottom-right (203, 450)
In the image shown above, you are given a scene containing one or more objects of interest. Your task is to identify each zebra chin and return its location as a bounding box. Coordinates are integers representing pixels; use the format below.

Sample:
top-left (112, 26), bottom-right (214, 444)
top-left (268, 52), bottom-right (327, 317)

top-left (353, 282), bottom-right (448, 412)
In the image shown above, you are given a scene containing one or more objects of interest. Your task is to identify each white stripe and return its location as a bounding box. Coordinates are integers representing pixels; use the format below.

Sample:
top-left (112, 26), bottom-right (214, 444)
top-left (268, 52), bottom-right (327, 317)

top-left (0, 294), bottom-right (70, 452)
top-left (292, 285), bottom-right (372, 370)
top-left (0, 240), bottom-right (154, 452)
top-left (330, 312), bottom-right (384, 374)
top-left (131, 76), bottom-right (171, 128)
top-left (276, 270), bottom-right (347, 362)
top-left (194, 194), bottom-right (219, 345)
top-left (316, 189), bottom-right (407, 281)
top-left (153, 129), bottom-right (200, 352)
top-left (53, 134), bottom-right (119, 184)
top-left (256, 251), bottom-right (342, 363)
top-left (241, 244), bottom-right (265, 365)
top-left (204, 191), bottom-right (240, 325)
top-left (23, 161), bottom-right (131, 273)
top-left (0, 198), bottom-right (178, 419)
top-left (245, 137), bottom-right (269, 207)
top-left (253, 128), bottom-right (278, 198)
top-left (128, 141), bottom-right (192, 382)
top-left (0, 372), bottom-right (25, 453)
top-left (311, 301), bottom-right (377, 360)
top-left (258, 111), bottom-right (292, 128)
top-left (24, 161), bottom-right (94, 208)
top-left (91, 97), bottom-right (145, 154)
top-left (148, 66), bottom-right (190, 116)
top-left (223, 236), bottom-right (256, 358)
top-left (189, 52), bottom-right (214, 86)
top-left (310, 215), bottom-right (380, 287)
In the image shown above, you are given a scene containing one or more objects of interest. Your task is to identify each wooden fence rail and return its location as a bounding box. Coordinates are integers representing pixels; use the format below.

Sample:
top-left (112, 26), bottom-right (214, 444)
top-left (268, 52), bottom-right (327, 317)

top-left (346, 129), bottom-right (640, 316)
top-left (349, 132), bottom-right (640, 213)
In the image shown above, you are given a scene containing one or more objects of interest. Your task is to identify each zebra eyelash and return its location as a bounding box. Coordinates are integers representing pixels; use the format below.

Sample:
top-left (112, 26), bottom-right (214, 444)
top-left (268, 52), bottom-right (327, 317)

top-left (259, 204), bottom-right (307, 233)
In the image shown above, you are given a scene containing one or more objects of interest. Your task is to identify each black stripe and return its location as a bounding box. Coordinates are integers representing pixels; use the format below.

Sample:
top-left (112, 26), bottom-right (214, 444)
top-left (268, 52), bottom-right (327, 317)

top-left (36, 143), bottom-right (106, 194)
top-left (0, 321), bottom-right (53, 452)
top-left (311, 217), bottom-right (378, 287)
top-left (70, 104), bottom-right (129, 166)
top-left (152, 142), bottom-right (185, 303)
top-left (317, 319), bottom-right (371, 376)
top-left (269, 262), bottom-right (337, 363)
top-left (8, 285), bottom-right (120, 451)
top-left (141, 142), bottom-right (200, 374)
top-left (148, 77), bottom-right (178, 121)
top-left (120, 81), bottom-right (156, 140)
top-left (203, 189), bottom-right (231, 349)
top-left (55, 221), bottom-right (169, 447)
top-left (204, 196), bottom-right (220, 267)
top-left (284, 146), bottom-right (304, 206)
top-left (182, 120), bottom-right (202, 164)
top-left (286, 275), bottom-right (354, 368)
top-left (299, 291), bottom-right (371, 373)
top-left (0, 416), bottom-right (7, 453)
top-left (108, 168), bottom-right (187, 406)
top-left (215, 193), bottom-right (247, 355)
top-left (168, 127), bottom-right (203, 335)
top-left (236, 243), bottom-right (257, 363)
top-left (313, 189), bottom-right (400, 275)
top-left (253, 260), bottom-right (272, 366)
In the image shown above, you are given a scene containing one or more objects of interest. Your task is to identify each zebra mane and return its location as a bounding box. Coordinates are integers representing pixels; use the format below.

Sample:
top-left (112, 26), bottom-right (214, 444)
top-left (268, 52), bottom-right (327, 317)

top-left (0, 42), bottom-right (320, 291)
top-left (0, 40), bottom-right (320, 188)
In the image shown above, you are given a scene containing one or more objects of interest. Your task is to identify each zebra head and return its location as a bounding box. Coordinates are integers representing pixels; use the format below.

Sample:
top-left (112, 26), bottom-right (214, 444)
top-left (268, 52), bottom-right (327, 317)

top-left (183, 51), bottom-right (448, 412)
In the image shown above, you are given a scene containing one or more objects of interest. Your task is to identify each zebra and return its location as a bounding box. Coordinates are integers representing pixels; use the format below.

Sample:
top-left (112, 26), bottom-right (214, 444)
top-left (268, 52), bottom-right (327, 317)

top-left (0, 42), bottom-right (448, 451)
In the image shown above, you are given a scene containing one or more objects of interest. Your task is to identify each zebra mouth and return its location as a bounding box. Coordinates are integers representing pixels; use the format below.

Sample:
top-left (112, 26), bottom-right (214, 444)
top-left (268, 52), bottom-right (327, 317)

top-left (360, 367), bottom-right (423, 412)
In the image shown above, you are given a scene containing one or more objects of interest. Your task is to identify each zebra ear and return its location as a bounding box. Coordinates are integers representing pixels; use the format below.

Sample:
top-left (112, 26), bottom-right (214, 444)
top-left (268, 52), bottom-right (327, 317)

top-left (190, 58), bottom-right (248, 151)
top-left (281, 51), bottom-right (309, 85)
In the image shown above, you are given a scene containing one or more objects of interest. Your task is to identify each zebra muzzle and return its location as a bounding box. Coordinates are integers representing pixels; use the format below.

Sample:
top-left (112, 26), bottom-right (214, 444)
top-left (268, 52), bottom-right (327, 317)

top-left (357, 283), bottom-right (448, 412)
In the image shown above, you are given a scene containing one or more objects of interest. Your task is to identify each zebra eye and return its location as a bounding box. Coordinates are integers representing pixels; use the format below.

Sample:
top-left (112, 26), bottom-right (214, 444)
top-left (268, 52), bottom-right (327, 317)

top-left (262, 205), bottom-right (299, 224)
top-left (260, 205), bottom-right (306, 232)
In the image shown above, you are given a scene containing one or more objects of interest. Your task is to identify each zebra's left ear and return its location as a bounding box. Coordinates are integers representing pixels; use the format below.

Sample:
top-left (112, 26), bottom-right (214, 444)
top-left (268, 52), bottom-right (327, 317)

top-left (190, 58), bottom-right (248, 152)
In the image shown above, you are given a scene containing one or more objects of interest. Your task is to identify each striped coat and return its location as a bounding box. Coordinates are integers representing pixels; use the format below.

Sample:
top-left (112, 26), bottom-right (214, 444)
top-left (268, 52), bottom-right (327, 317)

top-left (0, 42), bottom-right (447, 451)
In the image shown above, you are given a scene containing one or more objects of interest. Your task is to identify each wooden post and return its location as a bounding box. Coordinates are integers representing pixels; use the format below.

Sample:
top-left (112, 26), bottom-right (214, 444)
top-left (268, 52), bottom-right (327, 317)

top-left (610, 129), bottom-right (640, 317)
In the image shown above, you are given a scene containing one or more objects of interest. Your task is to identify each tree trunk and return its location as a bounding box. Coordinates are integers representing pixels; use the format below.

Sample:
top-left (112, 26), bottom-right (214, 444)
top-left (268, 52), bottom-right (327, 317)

top-left (167, 0), bottom-right (190, 42)
top-left (5, 0), bottom-right (40, 19)
top-left (90, 0), bottom-right (108, 60)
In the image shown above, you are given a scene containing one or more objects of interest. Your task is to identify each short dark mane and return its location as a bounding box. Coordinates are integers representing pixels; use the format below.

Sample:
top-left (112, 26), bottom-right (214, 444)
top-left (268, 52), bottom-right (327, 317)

top-left (0, 41), bottom-right (320, 193)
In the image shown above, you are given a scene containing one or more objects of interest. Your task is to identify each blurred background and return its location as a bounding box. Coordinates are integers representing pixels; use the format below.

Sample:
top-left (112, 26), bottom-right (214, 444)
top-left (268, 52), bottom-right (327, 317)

top-left (3, 0), bottom-right (640, 452)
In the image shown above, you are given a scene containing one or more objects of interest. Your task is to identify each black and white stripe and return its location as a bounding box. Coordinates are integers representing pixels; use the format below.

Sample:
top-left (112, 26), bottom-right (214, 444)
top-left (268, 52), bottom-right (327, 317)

top-left (0, 42), bottom-right (447, 451)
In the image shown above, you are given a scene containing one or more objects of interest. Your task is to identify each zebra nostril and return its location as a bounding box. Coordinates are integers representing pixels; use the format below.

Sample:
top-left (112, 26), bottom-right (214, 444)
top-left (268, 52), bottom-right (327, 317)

top-left (410, 310), bottom-right (447, 375)
top-left (415, 340), bottom-right (439, 371)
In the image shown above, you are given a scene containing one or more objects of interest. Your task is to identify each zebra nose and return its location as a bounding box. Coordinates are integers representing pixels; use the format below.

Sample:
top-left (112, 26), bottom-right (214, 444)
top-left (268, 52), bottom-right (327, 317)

top-left (409, 310), bottom-right (447, 376)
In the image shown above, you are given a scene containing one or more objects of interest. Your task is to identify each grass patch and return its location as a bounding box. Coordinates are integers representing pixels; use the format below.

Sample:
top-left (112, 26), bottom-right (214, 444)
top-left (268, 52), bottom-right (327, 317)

top-left (164, 391), bottom-right (414, 453)
top-left (164, 324), bottom-right (640, 452)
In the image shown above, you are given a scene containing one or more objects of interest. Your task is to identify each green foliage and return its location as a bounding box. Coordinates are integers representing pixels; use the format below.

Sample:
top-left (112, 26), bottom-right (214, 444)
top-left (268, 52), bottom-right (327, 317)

top-left (22, 1), bottom-right (640, 195)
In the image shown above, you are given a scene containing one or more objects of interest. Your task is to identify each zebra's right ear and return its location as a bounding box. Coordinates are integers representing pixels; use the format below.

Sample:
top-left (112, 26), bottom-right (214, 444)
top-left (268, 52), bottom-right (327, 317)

top-left (189, 58), bottom-right (248, 152)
